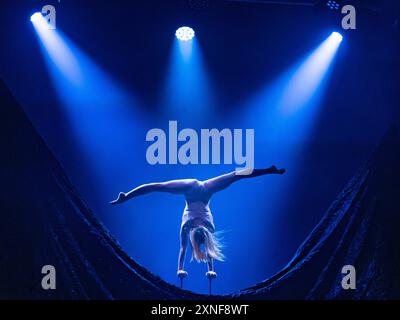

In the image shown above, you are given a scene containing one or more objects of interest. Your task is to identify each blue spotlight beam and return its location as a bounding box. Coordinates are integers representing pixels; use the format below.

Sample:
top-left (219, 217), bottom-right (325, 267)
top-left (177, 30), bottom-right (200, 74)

top-left (278, 31), bottom-right (343, 116)
top-left (160, 35), bottom-right (215, 123)
top-left (30, 13), bottom-right (144, 200)
top-left (241, 31), bottom-right (343, 133)
top-left (231, 30), bottom-right (344, 237)
top-left (31, 13), bottom-right (83, 84)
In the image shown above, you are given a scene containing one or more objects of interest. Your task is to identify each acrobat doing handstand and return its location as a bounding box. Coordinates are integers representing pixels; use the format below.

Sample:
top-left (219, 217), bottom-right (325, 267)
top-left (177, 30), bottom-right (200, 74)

top-left (110, 166), bottom-right (285, 284)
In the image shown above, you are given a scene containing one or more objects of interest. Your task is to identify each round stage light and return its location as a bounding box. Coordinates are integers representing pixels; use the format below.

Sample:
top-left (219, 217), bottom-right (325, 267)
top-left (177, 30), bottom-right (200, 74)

top-left (30, 12), bottom-right (42, 23)
top-left (175, 27), bottom-right (195, 41)
top-left (326, 1), bottom-right (340, 10)
top-left (331, 32), bottom-right (343, 42)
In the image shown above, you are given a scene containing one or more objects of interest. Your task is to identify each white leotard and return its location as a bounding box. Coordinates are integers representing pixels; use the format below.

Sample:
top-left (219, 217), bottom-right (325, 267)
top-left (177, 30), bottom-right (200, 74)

top-left (181, 201), bottom-right (214, 230)
top-left (181, 181), bottom-right (215, 231)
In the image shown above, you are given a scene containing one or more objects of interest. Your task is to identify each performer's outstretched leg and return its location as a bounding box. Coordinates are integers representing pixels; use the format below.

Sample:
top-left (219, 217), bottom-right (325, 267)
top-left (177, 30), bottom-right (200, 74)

top-left (110, 179), bottom-right (198, 204)
top-left (204, 165), bottom-right (285, 194)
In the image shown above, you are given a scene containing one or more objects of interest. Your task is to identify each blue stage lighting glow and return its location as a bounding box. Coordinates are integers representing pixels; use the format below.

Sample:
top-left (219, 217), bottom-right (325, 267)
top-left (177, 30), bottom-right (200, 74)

top-left (234, 32), bottom-right (344, 290)
top-left (162, 33), bottom-right (214, 121)
top-left (31, 13), bottom-right (213, 295)
top-left (175, 26), bottom-right (195, 41)
top-left (31, 13), bottom-right (82, 84)
top-left (278, 31), bottom-right (343, 115)
top-left (30, 13), bottom-right (142, 200)
top-left (30, 12), bottom-right (43, 23)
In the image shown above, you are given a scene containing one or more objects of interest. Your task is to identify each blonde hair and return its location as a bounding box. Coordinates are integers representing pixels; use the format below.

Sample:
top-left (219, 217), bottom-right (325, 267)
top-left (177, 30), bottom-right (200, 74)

top-left (189, 226), bottom-right (225, 263)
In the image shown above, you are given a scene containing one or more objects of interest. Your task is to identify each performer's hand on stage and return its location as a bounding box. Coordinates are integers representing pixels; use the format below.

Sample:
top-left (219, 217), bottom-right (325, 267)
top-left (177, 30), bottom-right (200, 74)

top-left (109, 192), bottom-right (127, 205)
top-left (177, 270), bottom-right (188, 279)
top-left (269, 165), bottom-right (286, 175)
top-left (206, 271), bottom-right (217, 279)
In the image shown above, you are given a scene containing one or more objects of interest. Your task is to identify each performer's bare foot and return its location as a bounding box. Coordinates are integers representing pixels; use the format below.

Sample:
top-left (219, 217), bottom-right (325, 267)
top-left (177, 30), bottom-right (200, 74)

top-left (177, 270), bottom-right (188, 279)
top-left (269, 165), bottom-right (286, 175)
top-left (206, 271), bottom-right (217, 279)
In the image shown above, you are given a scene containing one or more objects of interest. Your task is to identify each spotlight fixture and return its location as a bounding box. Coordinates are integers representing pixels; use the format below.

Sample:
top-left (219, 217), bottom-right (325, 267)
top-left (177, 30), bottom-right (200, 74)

top-left (30, 12), bottom-right (42, 22)
top-left (175, 26), bottom-right (195, 41)
top-left (326, 0), bottom-right (340, 10)
top-left (331, 31), bottom-right (343, 42)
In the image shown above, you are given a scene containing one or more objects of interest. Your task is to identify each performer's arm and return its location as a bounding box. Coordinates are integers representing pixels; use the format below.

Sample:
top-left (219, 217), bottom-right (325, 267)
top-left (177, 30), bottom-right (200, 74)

top-left (207, 257), bottom-right (214, 272)
top-left (203, 165), bottom-right (285, 194)
top-left (206, 257), bottom-right (217, 279)
top-left (177, 227), bottom-right (189, 279)
top-left (110, 179), bottom-right (196, 205)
